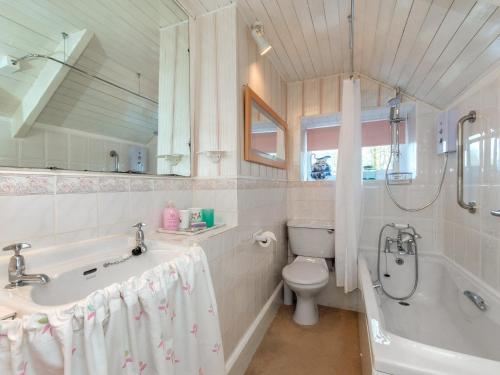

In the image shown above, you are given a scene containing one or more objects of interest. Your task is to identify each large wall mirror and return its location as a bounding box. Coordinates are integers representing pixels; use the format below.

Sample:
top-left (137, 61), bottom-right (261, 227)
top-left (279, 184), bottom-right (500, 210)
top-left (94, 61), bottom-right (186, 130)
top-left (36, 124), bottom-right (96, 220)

top-left (0, 0), bottom-right (191, 176)
top-left (244, 86), bottom-right (287, 169)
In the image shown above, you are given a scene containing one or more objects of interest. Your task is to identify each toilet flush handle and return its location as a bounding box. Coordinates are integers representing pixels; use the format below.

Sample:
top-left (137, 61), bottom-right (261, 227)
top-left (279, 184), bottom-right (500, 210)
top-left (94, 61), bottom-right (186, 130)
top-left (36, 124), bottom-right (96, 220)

top-left (327, 229), bottom-right (334, 234)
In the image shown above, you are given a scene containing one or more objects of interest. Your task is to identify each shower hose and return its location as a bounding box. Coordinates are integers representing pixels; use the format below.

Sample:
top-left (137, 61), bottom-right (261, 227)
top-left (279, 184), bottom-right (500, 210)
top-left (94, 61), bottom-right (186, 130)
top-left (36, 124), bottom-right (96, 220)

top-left (384, 150), bottom-right (448, 212)
top-left (377, 224), bottom-right (419, 300)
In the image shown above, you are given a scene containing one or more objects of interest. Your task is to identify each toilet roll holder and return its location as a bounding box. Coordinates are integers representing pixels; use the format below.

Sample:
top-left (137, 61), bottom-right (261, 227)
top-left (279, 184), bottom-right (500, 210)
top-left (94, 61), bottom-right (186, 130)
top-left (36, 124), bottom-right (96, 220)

top-left (253, 230), bottom-right (277, 247)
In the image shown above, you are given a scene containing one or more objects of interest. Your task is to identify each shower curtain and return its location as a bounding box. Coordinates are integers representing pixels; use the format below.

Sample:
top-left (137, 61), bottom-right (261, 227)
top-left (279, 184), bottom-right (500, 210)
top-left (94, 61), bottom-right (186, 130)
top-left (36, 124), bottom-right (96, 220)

top-left (0, 247), bottom-right (225, 375)
top-left (335, 78), bottom-right (363, 293)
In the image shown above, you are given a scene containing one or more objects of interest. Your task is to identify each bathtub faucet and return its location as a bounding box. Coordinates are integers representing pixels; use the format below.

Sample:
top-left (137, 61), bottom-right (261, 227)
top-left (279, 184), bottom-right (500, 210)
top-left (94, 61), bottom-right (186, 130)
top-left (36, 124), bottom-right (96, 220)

top-left (384, 224), bottom-right (421, 255)
top-left (396, 231), bottom-right (418, 255)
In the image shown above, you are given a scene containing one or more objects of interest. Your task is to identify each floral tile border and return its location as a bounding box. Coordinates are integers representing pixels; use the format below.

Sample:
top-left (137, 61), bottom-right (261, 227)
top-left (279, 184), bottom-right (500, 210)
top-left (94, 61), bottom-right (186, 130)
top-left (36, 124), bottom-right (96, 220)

top-left (237, 178), bottom-right (287, 189)
top-left (0, 172), bottom-right (194, 196)
top-left (192, 178), bottom-right (238, 190)
top-left (98, 177), bottom-right (130, 193)
top-left (130, 178), bottom-right (154, 192)
top-left (154, 179), bottom-right (193, 191)
top-left (56, 177), bottom-right (99, 194)
top-left (0, 175), bottom-right (55, 195)
top-left (287, 180), bottom-right (336, 188)
top-left (0, 172), bottom-right (294, 196)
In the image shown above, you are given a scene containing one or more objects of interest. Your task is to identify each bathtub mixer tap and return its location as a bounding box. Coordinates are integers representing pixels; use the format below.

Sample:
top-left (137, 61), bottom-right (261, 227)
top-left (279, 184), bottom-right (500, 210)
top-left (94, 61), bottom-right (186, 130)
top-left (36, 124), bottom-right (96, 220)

top-left (384, 225), bottom-right (421, 256)
top-left (376, 223), bottom-right (421, 300)
top-left (3, 243), bottom-right (50, 289)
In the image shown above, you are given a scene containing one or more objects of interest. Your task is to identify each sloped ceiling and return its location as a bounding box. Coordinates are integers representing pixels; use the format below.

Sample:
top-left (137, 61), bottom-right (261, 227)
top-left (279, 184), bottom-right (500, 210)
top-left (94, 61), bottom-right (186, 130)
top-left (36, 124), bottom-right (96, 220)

top-left (181, 0), bottom-right (500, 109)
top-left (0, 0), bottom-right (187, 143)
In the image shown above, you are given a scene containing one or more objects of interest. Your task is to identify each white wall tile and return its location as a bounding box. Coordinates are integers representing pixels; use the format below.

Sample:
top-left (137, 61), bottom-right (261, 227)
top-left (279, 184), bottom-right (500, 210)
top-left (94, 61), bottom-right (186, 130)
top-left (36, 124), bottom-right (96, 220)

top-left (97, 192), bottom-right (131, 226)
top-left (0, 195), bottom-right (55, 246)
top-left (55, 193), bottom-right (98, 233)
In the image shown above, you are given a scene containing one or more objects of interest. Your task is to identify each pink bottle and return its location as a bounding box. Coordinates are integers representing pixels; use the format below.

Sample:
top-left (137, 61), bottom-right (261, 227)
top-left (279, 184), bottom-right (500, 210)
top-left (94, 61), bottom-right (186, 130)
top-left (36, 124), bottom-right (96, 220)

top-left (163, 201), bottom-right (180, 230)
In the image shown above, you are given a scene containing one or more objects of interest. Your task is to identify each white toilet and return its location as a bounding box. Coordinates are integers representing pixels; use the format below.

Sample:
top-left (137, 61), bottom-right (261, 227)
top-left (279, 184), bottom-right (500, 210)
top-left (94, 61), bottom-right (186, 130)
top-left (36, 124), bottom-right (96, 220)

top-left (282, 219), bottom-right (335, 325)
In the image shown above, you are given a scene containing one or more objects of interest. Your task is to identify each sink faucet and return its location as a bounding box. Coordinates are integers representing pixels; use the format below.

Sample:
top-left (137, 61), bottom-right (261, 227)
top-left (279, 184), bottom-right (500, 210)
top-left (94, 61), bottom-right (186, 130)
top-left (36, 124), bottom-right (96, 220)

top-left (132, 223), bottom-right (148, 255)
top-left (3, 243), bottom-right (49, 289)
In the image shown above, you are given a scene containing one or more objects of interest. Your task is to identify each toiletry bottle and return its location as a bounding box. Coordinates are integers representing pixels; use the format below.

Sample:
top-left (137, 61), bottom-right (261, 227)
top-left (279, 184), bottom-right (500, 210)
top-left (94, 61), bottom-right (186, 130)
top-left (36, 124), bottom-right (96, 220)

top-left (163, 201), bottom-right (180, 230)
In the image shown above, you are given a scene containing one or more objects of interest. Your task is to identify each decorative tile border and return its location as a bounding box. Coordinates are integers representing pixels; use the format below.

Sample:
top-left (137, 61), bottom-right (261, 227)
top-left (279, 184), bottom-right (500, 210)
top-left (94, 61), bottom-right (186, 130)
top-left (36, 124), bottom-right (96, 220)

top-left (0, 171), bottom-right (294, 196)
top-left (130, 178), bottom-right (154, 192)
top-left (237, 178), bottom-right (287, 189)
top-left (0, 171), bottom-right (194, 196)
top-left (154, 179), bottom-right (193, 191)
top-left (56, 176), bottom-right (99, 194)
top-left (98, 177), bottom-right (130, 193)
top-left (192, 178), bottom-right (238, 190)
top-left (287, 180), bottom-right (336, 188)
top-left (0, 175), bottom-right (55, 195)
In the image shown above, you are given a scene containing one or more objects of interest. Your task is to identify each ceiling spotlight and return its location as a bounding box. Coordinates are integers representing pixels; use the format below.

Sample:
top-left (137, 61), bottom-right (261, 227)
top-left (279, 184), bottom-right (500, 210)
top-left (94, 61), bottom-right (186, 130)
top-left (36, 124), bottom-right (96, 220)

top-left (251, 22), bottom-right (272, 56)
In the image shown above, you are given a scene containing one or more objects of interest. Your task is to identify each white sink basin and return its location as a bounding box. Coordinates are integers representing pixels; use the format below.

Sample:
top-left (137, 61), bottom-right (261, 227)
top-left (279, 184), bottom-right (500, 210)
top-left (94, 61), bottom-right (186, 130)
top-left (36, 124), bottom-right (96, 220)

top-left (30, 250), bottom-right (182, 306)
top-left (0, 236), bottom-right (188, 315)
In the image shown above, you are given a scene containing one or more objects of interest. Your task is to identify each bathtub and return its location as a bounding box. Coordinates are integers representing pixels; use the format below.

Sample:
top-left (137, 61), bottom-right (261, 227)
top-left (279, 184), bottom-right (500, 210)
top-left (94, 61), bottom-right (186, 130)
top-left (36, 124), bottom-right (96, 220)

top-left (358, 250), bottom-right (500, 375)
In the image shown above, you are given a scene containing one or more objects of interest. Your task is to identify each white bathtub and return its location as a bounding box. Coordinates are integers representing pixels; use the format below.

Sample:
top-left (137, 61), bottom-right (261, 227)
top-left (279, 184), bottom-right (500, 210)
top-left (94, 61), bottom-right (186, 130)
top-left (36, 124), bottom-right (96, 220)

top-left (358, 251), bottom-right (500, 375)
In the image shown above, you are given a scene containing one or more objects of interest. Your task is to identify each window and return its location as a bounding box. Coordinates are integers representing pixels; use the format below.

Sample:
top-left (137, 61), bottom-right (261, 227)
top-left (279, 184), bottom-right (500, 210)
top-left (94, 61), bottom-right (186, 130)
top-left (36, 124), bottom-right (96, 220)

top-left (304, 119), bottom-right (406, 181)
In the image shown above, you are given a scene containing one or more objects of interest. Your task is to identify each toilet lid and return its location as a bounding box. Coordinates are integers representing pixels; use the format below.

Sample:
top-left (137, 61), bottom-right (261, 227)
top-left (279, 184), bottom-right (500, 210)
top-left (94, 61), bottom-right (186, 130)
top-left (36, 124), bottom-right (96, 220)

top-left (283, 261), bottom-right (328, 285)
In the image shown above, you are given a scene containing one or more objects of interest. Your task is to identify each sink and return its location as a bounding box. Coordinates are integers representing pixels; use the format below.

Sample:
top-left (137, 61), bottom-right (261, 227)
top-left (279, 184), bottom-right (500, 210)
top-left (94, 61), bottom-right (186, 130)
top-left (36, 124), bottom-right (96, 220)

top-left (0, 236), bottom-right (189, 315)
top-left (30, 249), bottom-right (183, 306)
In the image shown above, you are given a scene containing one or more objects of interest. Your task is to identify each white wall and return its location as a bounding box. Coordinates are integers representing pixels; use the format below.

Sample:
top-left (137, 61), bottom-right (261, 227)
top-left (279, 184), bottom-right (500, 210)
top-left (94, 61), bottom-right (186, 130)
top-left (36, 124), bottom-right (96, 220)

top-left (188, 4), bottom-right (289, 362)
top-left (440, 66), bottom-right (500, 291)
top-left (236, 7), bottom-right (287, 180)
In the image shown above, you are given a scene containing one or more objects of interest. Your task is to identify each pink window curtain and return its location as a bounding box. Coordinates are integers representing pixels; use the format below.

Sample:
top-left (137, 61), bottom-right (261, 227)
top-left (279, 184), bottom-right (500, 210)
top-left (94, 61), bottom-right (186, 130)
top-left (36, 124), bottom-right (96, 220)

top-left (335, 79), bottom-right (363, 293)
top-left (307, 120), bottom-right (406, 151)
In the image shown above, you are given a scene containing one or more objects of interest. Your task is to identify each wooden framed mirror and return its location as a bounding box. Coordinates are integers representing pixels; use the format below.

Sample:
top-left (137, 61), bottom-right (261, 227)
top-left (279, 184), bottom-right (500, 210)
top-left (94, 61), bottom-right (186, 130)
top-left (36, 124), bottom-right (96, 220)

top-left (244, 86), bottom-right (287, 169)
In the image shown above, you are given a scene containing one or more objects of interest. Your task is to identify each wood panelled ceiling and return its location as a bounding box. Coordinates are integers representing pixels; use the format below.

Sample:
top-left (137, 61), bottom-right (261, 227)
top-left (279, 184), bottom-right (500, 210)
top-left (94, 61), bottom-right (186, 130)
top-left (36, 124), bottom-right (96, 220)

top-left (0, 0), bottom-right (186, 143)
top-left (182, 0), bottom-right (500, 108)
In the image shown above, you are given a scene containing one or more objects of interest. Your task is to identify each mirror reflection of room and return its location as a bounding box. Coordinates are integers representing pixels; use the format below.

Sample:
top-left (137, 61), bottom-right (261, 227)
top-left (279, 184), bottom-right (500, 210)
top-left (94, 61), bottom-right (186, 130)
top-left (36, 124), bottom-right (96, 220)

top-left (251, 102), bottom-right (285, 161)
top-left (0, 0), bottom-right (191, 176)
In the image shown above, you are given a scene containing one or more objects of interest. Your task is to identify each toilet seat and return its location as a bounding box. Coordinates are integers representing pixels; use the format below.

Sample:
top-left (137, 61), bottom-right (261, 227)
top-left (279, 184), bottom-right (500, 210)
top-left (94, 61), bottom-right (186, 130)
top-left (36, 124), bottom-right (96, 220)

top-left (282, 257), bottom-right (329, 285)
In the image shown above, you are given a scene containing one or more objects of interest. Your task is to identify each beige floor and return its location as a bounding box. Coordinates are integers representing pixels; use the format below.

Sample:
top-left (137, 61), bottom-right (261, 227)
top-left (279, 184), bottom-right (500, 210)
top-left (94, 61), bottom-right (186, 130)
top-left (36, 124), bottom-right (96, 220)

top-left (245, 305), bottom-right (362, 375)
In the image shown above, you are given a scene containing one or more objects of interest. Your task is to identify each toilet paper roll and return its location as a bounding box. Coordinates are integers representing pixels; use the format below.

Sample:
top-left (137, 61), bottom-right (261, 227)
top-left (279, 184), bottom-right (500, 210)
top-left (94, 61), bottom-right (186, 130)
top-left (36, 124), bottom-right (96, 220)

top-left (255, 231), bottom-right (277, 248)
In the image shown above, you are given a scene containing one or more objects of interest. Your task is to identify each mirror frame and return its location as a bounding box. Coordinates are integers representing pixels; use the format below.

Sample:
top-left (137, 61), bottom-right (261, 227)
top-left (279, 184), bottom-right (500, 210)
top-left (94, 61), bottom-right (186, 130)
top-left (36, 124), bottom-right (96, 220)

top-left (244, 85), bottom-right (287, 169)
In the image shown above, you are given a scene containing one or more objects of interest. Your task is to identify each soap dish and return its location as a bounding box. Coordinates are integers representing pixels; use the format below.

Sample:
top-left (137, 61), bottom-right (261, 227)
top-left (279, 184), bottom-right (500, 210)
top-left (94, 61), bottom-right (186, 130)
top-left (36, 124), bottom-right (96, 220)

top-left (157, 223), bottom-right (225, 236)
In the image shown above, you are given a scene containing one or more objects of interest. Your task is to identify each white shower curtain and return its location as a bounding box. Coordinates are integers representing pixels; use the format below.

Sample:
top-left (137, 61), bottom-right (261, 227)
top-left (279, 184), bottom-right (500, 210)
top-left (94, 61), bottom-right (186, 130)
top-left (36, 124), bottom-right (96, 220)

top-left (0, 247), bottom-right (225, 375)
top-left (335, 78), bottom-right (363, 293)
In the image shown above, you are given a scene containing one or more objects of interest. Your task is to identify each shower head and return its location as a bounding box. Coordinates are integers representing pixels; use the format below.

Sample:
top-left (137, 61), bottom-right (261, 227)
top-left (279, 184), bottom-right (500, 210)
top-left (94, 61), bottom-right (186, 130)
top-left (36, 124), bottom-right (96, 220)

top-left (387, 96), bottom-right (401, 108)
top-left (387, 88), bottom-right (403, 123)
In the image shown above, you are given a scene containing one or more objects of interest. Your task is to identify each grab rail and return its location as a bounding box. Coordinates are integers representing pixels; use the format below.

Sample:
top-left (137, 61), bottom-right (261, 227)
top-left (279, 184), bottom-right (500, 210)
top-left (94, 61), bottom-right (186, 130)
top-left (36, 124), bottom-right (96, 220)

top-left (457, 111), bottom-right (477, 214)
top-left (491, 210), bottom-right (500, 217)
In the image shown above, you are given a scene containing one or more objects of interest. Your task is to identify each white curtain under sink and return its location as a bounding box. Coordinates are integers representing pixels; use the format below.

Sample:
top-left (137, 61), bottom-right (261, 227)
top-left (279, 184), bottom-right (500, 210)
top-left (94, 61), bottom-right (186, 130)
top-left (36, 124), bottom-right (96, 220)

top-left (335, 78), bottom-right (363, 293)
top-left (0, 247), bottom-right (225, 375)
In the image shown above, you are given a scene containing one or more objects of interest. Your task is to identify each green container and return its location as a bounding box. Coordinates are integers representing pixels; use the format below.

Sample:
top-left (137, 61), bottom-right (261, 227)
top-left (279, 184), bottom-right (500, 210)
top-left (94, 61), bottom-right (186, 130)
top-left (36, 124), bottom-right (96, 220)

top-left (201, 208), bottom-right (215, 228)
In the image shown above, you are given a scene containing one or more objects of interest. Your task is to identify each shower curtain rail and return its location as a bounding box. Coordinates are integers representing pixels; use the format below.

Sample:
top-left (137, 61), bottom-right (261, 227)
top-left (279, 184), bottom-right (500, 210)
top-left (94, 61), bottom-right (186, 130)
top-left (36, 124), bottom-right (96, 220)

top-left (11, 54), bottom-right (158, 105)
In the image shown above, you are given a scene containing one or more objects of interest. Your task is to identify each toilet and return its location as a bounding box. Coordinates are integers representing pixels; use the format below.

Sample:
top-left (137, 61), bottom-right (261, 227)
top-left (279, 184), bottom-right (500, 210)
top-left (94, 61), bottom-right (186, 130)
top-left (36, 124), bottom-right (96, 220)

top-left (282, 219), bottom-right (335, 325)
